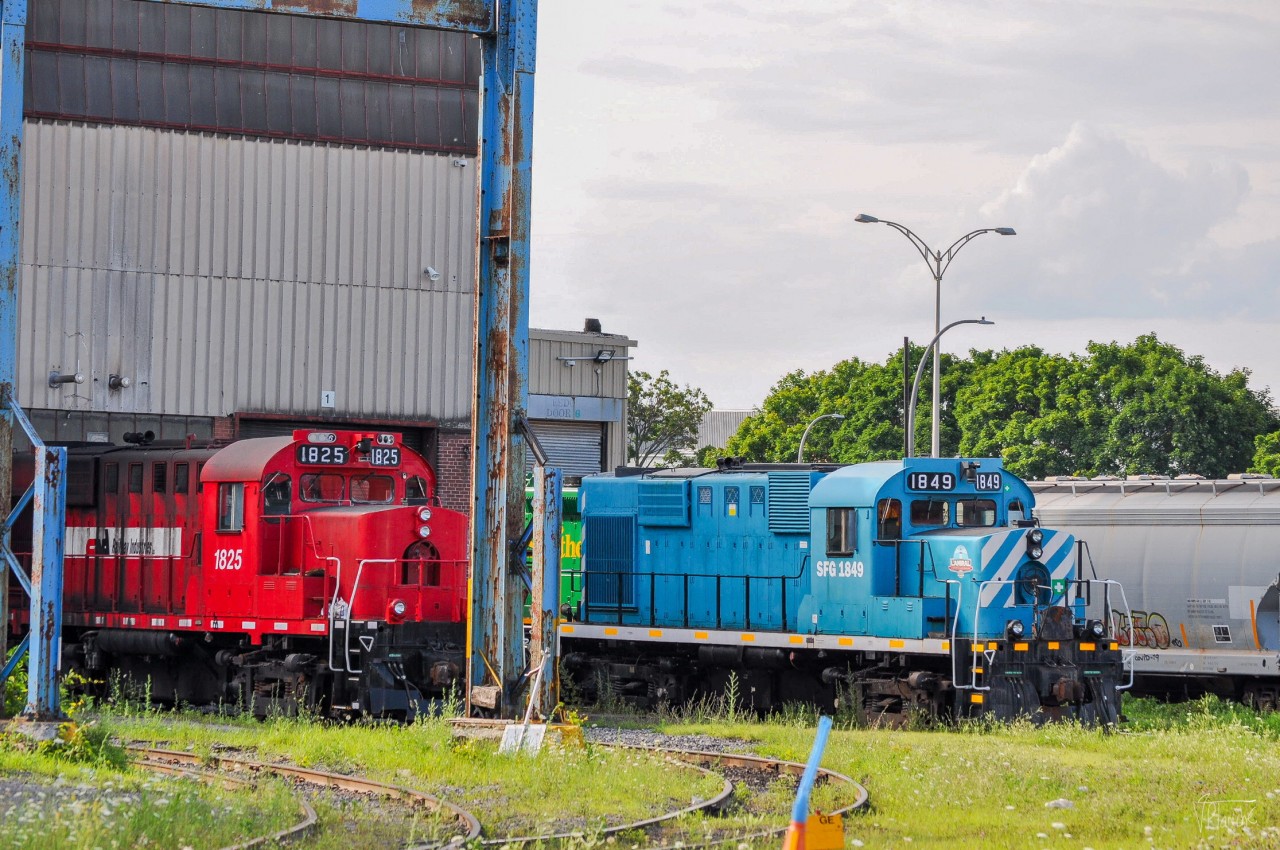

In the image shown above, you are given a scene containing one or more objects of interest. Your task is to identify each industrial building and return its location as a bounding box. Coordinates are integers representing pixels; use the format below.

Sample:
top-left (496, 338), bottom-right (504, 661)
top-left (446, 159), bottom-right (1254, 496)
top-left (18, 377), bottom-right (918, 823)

top-left (15, 0), bottom-right (631, 510)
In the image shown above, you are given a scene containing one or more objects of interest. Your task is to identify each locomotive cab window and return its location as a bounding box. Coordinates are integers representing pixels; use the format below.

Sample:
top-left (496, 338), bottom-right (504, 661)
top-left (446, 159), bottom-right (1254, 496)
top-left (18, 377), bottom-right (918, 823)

top-left (351, 474), bottom-right (394, 504)
top-left (217, 483), bottom-right (245, 532)
top-left (175, 463), bottom-right (190, 494)
top-left (1008, 499), bottom-right (1028, 525)
top-left (300, 473), bottom-right (344, 502)
top-left (877, 498), bottom-right (902, 541)
top-left (826, 508), bottom-right (857, 556)
top-left (128, 463), bottom-right (144, 494)
top-left (405, 476), bottom-right (430, 505)
top-left (153, 463), bottom-right (167, 494)
top-left (910, 499), bottom-right (948, 527)
top-left (262, 473), bottom-right (292, 516)
top-left (956, 498), bottom-right (997, 528)
top-left (104, 462), bottom-right (119, 494)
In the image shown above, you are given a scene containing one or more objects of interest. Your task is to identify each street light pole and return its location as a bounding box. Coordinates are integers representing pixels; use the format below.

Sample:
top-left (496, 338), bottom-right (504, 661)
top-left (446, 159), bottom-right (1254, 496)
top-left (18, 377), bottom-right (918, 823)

top-left (906, 318), bottom-right (994, 457)
top-left (856, 214), bottom-right (1015, 457)
top-left (797, 413), bottom-right (846, 463)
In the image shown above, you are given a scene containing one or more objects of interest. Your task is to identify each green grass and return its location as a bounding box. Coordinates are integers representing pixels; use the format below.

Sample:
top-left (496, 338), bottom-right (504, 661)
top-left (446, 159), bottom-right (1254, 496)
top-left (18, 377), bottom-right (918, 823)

top-left (7, 694), bottom-right (1280, 848)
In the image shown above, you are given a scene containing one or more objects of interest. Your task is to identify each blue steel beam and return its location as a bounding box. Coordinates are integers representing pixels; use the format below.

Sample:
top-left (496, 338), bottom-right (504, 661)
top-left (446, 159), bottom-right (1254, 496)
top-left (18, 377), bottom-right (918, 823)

top-left (26, 446), bottom-right (65, 718)
top-left (529, 466), bottom-right (561, 719)
top-left (466, 0), bottom-right (536, 717)
top-left (0, 0), bottom-right (28, 705)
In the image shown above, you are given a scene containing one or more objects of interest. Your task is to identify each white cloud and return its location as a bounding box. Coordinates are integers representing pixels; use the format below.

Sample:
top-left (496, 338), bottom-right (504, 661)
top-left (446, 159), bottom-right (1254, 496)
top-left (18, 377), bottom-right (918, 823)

top-left (528, 1), bottom-right (1280, 409)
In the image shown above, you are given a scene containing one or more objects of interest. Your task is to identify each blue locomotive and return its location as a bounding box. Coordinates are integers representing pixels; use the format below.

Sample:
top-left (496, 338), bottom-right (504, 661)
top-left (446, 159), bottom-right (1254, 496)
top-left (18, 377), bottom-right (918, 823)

top-left (559, 457), bottom-right (1126, 724)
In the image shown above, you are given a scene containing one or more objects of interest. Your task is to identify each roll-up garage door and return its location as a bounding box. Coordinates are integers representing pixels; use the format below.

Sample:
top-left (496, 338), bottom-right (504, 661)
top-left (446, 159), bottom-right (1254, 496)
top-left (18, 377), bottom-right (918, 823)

top-left (526, 420), bottom-right (604, 477)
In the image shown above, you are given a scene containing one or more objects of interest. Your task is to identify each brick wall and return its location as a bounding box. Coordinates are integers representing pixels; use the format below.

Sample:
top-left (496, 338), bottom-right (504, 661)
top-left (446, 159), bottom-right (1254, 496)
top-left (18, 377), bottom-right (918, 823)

top-left (435, 429), bottom-right (473, 512)
top-left (212, 416), bottom-right (235, 442)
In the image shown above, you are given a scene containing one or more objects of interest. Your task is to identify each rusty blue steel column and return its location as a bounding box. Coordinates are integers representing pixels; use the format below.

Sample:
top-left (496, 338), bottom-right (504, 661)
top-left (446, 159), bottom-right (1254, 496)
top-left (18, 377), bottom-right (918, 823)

top-left (25, 446), bottom-right (66, 719)
top-left (529, 466), bottom-right (561, 719)
top-left (0, 0), bottom-right (28, 688)
top-left (467, 0), bottom-right (537, 718)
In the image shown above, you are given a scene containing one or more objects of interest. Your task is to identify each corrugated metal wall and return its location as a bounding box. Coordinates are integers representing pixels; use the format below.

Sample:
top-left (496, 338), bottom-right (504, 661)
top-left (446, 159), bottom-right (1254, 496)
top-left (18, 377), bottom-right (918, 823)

top-left (528, 331), bottom-right (634, 399)
top-left (18, 120), bottom-right (477, 423)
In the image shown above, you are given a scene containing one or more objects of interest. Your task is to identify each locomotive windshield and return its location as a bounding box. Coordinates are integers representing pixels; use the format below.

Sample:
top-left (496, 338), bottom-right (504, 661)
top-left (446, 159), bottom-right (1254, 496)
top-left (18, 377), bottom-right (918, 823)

top-left (956, 498), bottom-right (998, 527)
top-left (351, 474), bottom-right (394, 504)
top-left (911, 499), bottom-right (948, 526)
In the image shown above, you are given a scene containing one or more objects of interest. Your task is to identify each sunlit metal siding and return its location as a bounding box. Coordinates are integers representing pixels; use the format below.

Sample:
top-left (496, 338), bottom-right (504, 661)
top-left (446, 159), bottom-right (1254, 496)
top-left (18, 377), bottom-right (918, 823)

top-left (528, 329), bottom-right (636, 399)
top-left (18, 120), bottom-right (476, 422)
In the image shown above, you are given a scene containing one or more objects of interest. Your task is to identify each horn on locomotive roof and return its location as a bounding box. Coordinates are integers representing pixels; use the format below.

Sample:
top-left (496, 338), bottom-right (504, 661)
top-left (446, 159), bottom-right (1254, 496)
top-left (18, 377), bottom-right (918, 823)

top-left (122, 430), bottom-right (156, 445)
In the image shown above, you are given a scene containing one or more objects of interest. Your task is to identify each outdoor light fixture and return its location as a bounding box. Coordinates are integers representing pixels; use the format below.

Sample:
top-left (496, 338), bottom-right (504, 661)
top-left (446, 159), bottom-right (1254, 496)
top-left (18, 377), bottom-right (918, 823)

top-left (856, 213), bottom-right (1016, 456)
top-left (108, 374), bottom-right (131, 390)
top-left (48, 371), bottom-right (84, 388)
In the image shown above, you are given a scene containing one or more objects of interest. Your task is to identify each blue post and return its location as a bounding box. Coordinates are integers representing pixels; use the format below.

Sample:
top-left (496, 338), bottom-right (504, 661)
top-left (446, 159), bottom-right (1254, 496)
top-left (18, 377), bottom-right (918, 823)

top-left (783, 715), bottom-right (834, 850)
top-left (467, 0), bottom-right (537, 718)
top-left (0, 0), bottom-right (29, 686)
top-left (530, 466), bottom-right (561, 718)
top-left (24, 446), bottom-right (66, 719)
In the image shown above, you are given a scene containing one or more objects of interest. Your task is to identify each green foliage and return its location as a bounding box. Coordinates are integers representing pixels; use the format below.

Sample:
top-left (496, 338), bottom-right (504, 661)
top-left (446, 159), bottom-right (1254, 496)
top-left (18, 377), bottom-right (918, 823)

top-left (3, 647), bottom-right (26, 717)
top-left (627, 369), bottom-right (713, 467)
top-left (1252, 430), bottom-right (1280, 476)
top-left (729, 334), bottom-right (1278, 477)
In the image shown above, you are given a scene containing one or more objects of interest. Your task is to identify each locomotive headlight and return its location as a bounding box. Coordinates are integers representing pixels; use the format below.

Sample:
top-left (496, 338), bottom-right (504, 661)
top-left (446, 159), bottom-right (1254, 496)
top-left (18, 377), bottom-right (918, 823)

top-left (417, 507), bottom-right (433, 522)
top-left (1086, 619), bottom-right (1106, 639)
top-left (386, 598), bottom-right (408, 624)
top-left (1027, 545), bottom-right (1044, 561)
top-left (1006, 619), bottom-right (1026, 640)
top-left (1027, 528), bottom-right (1044, 545)
top-left (418, 525), bottom-right (431, 538)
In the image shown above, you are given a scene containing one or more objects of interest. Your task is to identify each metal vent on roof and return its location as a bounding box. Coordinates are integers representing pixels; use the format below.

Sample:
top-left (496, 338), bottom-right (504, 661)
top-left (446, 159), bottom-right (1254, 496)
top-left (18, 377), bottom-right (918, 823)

top-left (638, 480), bottom-right (690, 527)
top-left (767, 471), bottom-right (813, 534)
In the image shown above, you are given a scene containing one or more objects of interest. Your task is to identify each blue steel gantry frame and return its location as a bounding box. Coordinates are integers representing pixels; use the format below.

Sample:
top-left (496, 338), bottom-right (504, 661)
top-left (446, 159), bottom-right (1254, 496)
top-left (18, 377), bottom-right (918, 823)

top-left (0, 0), bottom-right (539, 719)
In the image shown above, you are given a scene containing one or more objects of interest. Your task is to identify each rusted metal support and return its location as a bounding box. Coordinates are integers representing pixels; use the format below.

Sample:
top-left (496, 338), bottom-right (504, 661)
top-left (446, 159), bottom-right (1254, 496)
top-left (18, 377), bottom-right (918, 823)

top-left (0, 0), bottom-right (29, 704)
top-left (529, 466), bottom-right (561, 719)
top-left (24, 445), bottom-right (65, 719)
top-left (465, 0), bottom-right (536, 718)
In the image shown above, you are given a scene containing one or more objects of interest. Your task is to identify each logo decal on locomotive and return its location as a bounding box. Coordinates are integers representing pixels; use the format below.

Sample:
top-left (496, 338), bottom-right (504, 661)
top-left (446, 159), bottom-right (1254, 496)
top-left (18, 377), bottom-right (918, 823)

top-left (69, 527), bottom-right (183, 558)
top-left (948, 544), bottom-right (974, 575)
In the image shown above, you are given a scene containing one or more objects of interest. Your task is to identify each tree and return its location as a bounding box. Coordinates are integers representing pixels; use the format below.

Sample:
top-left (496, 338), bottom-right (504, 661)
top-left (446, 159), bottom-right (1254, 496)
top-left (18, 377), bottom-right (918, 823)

top-left (627, 370), bottom-right (713, 467)
top-left (1252, 431), bottom-right (1280, 477)
top-left (1078, 334), bottom-right (1276, 478)
top-left (956, 347), bottom-right (1098, 479)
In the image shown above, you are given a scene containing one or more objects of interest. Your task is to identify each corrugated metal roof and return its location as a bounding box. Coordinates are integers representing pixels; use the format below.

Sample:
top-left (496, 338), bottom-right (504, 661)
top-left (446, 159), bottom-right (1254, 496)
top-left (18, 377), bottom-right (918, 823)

top-left (696, 410), bottom-right (753, 450)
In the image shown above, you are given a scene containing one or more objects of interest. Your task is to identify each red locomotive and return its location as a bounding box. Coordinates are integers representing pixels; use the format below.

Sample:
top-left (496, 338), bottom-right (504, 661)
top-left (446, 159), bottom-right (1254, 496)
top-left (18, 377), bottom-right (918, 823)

top-left (7, 430), bottom-right (469, 719)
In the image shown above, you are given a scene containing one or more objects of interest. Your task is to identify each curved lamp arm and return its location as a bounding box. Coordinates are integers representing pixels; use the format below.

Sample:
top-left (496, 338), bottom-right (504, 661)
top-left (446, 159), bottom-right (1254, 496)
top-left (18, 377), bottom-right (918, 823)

top-left (906, 318), bottom-right (994, 457)
top-left (798, 413), bottom-right (846, 463)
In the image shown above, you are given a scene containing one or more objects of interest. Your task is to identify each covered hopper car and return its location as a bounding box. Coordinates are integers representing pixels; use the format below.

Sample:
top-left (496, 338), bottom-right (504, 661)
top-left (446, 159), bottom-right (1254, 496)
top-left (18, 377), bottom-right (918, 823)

top-left (1032, 474), bottom-right (1280, 708)
top-left (560, 457), bottom-right (1129, 725)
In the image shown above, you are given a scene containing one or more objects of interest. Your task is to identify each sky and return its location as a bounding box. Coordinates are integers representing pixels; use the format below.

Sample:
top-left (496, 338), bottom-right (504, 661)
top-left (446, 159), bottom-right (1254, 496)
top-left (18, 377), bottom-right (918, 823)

top-left (527, 1), bottom-right (1280, 410)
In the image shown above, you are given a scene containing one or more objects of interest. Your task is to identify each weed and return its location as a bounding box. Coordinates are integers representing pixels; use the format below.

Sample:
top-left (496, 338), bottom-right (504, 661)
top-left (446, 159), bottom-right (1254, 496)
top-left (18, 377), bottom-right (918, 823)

top-left (35, 720), bottom-right (130, 770)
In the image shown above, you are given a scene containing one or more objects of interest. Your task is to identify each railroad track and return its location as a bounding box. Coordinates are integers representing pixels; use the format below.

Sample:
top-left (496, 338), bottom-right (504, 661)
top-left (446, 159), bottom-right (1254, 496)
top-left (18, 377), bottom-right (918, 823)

top-left (127, 738), bottom-right (869, 849)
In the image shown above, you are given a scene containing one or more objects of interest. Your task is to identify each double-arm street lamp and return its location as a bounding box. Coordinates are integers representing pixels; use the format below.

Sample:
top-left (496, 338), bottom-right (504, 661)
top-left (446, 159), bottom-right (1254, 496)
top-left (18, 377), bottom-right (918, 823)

top-left (906, 318), bottom-right (993, 457)
top-left (797, 413), bottom-right (846, 463)
top-left (856, 214), bottom-right (1015, 457)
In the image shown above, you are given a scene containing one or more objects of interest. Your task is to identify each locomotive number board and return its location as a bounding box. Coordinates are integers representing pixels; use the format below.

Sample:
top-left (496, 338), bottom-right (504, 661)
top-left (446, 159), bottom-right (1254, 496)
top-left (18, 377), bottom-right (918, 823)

top-left (296, 444), bottom-right (350, 465)
top-left (906, 471), bottom-right (1003, 492)
top-left (368, 447), bottom-right (401, 467)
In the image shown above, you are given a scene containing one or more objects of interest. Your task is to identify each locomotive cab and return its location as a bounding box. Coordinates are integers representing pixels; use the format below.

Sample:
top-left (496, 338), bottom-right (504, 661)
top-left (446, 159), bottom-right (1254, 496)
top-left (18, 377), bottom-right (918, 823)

top-left (809, 457), bottom-right (1124, 722)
